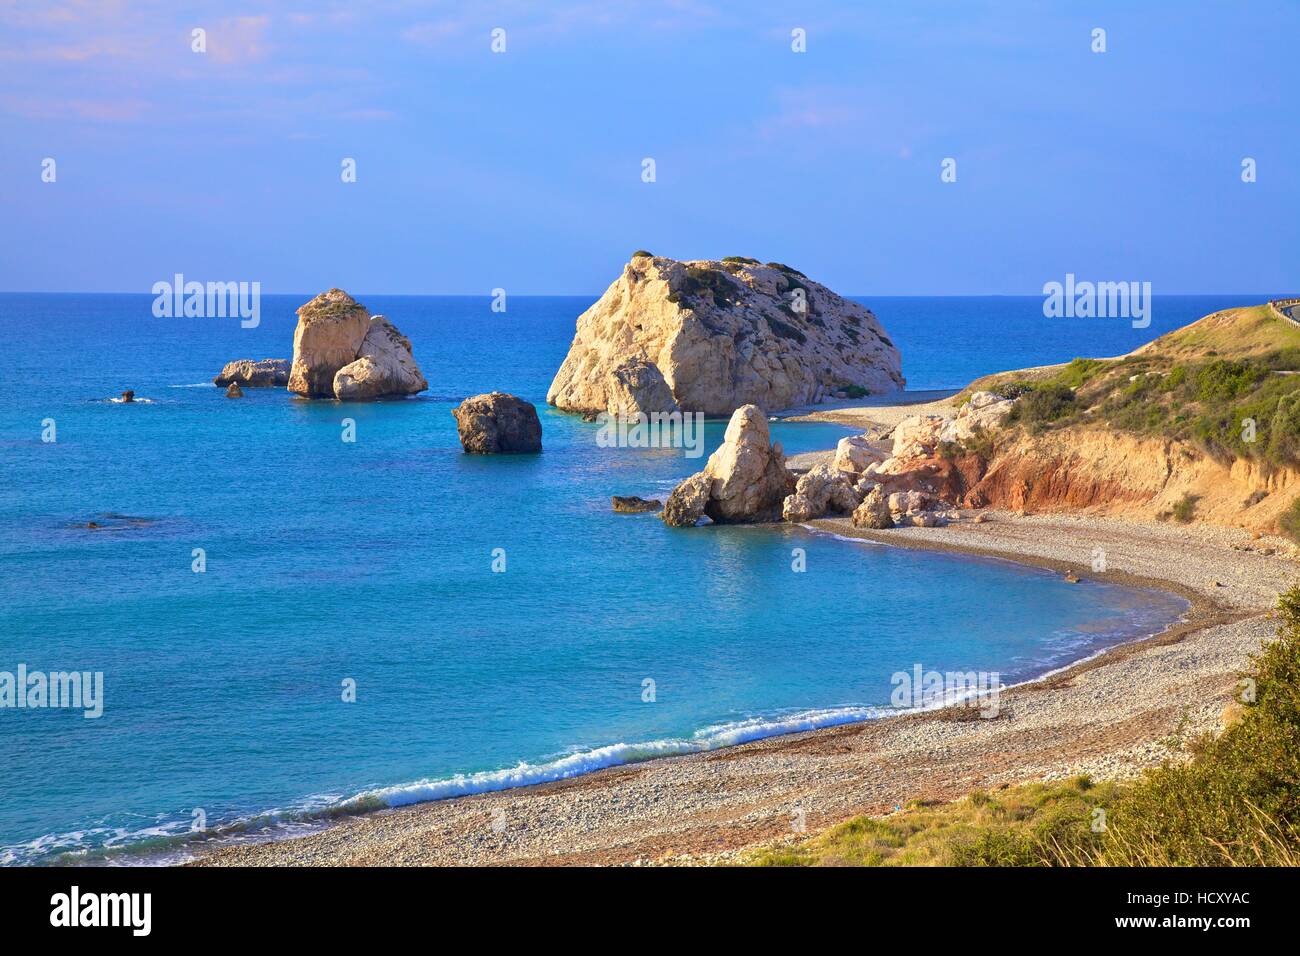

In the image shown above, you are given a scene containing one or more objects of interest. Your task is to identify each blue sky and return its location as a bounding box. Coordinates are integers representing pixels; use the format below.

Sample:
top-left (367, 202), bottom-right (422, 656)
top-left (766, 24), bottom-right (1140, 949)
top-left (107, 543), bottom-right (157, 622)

top-left (1, 0), bottom-right (1296, 295)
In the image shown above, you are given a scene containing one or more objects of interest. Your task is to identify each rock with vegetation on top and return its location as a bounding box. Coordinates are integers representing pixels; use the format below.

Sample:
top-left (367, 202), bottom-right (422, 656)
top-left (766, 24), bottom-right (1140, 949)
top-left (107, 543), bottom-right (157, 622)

top-left (662, 404), bottom-right (795, 526)
top-left (548, 254), bottom-right (904, 418)
top-left (451, 392), bottom-right (542, 454)
top-left (782, 464), bottom-right (861, 521)
top-left (214, 358), bottom-right (289, 388)
top-left (288, 289), bottom-right (426, 400)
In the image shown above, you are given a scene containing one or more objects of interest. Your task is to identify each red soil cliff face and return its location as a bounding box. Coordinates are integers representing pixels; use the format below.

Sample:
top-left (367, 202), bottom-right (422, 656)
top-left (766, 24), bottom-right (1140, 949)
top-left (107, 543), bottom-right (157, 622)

top-left (955, 426), bottom-right (1300, 532)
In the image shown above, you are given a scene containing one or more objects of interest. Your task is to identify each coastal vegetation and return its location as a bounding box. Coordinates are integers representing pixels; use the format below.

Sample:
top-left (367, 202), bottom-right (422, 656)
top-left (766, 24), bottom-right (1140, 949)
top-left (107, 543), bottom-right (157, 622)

top-left (749, 584), bottom-right (1300, 867)
top-left (959, 308), bottom-right (1300, 544)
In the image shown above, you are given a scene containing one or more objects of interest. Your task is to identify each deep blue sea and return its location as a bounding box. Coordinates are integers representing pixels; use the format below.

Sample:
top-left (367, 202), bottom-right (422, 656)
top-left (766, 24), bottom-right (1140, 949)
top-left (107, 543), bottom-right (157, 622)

top-left (2, 292), bottom-right (1262, 865)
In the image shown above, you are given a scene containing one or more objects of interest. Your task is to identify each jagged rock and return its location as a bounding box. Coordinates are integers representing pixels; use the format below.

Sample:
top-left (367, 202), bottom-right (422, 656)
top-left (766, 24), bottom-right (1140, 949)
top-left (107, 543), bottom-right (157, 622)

top-left (833, 434), bottom-right (890, 475)
top-left (451, 392), bottom-right (542, 454)
top-left (225, 382), bottom-right (243, 398)
top-left (605, 358), bottom-right (679, 420)
top-left (334, 317), bottom-right (428, 400)
top-left (662, 404), bottom-right (795, 526)
top-left (888, 490), bottom-right (933, 515)
top-left (661, 473), bottom-right (712, 527)
top-left (120, 390), bottom-right (135, 403)
top-left (782, 464), bottom-right (861, 521)
top-left (214, 358), bottom-right (289, 388)
top-left (612, 495), bottom-right (662, 513)
top-left (851, 487), bottom-right (894, 529)
top-left (548, 255), bottom-right (904, 417)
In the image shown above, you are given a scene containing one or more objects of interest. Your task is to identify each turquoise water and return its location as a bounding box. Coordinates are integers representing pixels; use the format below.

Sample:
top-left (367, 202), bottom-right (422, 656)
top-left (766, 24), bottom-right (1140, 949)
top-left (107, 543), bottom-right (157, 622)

top-left (0, 292), bottom-right (1250, 864)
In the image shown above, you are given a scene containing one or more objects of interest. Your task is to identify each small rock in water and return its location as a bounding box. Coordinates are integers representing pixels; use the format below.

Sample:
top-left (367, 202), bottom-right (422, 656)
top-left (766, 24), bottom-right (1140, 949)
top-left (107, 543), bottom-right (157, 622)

top-left (612, 495), bottom-right (662, 514)
top-left (452, 392), bottom-right (543, 454)
top-left (121, 390), bottom-right (135, 403)
top-left (226, 382), bottom-right (244, 398)
top-left (1064, 570), bottom-right (1081, 583)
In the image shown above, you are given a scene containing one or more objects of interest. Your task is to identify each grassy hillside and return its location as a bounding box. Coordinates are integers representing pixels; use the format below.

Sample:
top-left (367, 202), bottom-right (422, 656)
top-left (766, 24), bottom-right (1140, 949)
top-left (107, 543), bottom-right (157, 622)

top-left (749, 584), bottom-right (1300, 867)
top-left (957, 305), bottom-right (1300, 536)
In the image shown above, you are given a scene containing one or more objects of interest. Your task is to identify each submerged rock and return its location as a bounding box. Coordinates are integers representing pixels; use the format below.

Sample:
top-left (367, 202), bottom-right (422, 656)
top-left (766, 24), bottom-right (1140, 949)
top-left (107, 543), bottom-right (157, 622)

top-left (662, 404), bottom-right (795, 526)
top-left (547, 254), bottom-right (904, 417)
top-left (612, 495), bottom-right (663, 513)
top-left (288, 290), bottom-right (426, 400)
top-left (214, 358), bottom-right (289, 388)
top-left (452, 392), bottom-right (542, 454)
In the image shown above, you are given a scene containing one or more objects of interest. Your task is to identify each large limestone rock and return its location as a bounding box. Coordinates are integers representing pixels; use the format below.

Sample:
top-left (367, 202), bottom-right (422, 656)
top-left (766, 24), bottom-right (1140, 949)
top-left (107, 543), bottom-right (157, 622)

top-left (605, 358), bottom-right (679, 420)
top-left (890, 414), bottom-right (947, 461)
top-left (452, 392), bottom-right (542, 454)
top-left (851, 487), bottom-right (894, 529)
top-left (833, 434), bottom-right (890, 475)
top-left (662, 404), bottom-right (795, 526)
top-left (938, 391), bottom-right (1014, 445)
top-left (214, 358), bottom-right (289, 387)
top-left (288, 289), bottom-right (426, 400)
top-left (783, 464), bottom-right (861, 521)
top-left (548, 254), bottom-right (904, 417)
top-left (334, 317), bottom-right (429, 400)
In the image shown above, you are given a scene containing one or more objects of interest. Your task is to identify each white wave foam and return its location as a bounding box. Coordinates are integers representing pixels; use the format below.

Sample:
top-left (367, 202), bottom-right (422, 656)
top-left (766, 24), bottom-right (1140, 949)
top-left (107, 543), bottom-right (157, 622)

top-left (360, 704), bottom-right (889, 808)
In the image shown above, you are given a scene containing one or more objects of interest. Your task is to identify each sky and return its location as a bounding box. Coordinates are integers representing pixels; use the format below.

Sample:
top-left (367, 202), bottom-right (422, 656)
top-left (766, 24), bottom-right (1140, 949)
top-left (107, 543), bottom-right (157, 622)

top-left (0, 0), bottom-right (1296, 295)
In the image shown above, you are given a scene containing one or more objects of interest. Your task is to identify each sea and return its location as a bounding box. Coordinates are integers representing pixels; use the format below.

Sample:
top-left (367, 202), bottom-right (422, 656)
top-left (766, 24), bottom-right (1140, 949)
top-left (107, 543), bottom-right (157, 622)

top-left (1, 292), bottom-right (1263, 864)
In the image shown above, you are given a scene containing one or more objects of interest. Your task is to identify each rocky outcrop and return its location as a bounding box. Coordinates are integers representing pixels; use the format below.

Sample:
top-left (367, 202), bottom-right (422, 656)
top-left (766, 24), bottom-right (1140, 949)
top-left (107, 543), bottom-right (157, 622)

top-left (782, 464), bottom-right (861, 521)
top-left (451, 392), bottom-right (542, 454)
top-left (214, 358), bottom-right (289, 388)
top-left (548, 254), bottom-right (904, 417)
top-left (612, 495), bottom-right (662, 513)
top-left (938, 391), bottom-right (1013, 445)
top-left (605, 358), bottom-right (678, 420)
top-left (288, 290), bottom-right (426, 400)
top-left (833, 434), bottom-right (890, 475)
top-left (662, 404), bottom-right (795, 526)
top-left (334, 317), bottom-right (428, 400)
top-left (661, 473), bottom-right (713, 527)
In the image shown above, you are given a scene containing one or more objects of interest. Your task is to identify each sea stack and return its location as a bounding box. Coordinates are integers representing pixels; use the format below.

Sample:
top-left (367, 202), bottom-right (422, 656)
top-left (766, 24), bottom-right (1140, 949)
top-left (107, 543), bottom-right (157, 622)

top-left (547, 254), bottom-right (904, 418)
top-left (662, 404), bottom-right (794, 526)
top-left (452, 392), bottom-right (543, 454)
top-left (287, 289), bottom-right (427, 400)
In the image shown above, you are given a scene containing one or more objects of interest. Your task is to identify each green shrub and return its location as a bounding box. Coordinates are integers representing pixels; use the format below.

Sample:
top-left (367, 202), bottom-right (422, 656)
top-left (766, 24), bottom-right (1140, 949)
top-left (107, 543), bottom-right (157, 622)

top-left (1170, 493), bottom-right (1198, 523)
top-left (1006, 383), bottom-right (1076, 430)
top-left (631, 249), bottom-right (654, 258)
top-left (1281, 497), bottom-right (1300, 544)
